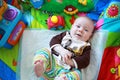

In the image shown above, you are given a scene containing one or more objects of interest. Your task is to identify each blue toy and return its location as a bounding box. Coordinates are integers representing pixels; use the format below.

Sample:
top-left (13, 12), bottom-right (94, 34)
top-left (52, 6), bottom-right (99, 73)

top-left (30, 0), bottom-right (44, 9)
top-left (0, 2), bottom-right (26, 49)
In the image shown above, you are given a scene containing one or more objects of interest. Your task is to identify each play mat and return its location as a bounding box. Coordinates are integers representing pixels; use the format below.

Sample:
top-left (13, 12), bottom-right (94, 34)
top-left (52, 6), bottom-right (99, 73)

top-left (0, 0), bottom-right (120, 80)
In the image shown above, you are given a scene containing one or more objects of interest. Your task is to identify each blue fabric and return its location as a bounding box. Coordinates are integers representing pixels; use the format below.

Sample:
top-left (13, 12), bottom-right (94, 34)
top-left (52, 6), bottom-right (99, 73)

top-left (0, 59), bottom-right (16, 80)
top-left (87, 0), bottom-right (112, 21)
top-left (99, 1), bottom-right (120, 32)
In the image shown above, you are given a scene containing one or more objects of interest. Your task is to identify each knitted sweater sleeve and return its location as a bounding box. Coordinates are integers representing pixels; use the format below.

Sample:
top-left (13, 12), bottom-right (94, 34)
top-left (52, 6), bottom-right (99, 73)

top-left (73, 46), bottom-right (91, 70)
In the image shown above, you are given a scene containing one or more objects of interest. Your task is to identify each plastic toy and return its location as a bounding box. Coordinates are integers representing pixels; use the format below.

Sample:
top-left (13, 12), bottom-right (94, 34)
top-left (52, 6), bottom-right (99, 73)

top-left (6, 21), bottom-right (26, 47)
top-left (4, 0), bottom-right (21, 9)
top-left (0, 0), bottom-right (8, 20)
top-left (30, 0), bottom-right (44, 9)
top-left (47, 15), bottom-right (65, 30)
top-left (0, 2), bottom-right (26, 49)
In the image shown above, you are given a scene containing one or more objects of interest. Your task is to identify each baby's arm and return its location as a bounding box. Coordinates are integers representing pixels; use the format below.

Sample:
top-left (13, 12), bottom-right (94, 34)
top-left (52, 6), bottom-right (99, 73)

top-left (54, 45), bottom-right (73, 61)
top-left (50, 32), bottom-right (74, 66)
top-left (73, 46), bottom-right (91, 69)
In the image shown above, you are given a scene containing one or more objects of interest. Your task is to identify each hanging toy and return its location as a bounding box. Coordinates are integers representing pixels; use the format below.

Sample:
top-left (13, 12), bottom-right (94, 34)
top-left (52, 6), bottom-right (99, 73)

top-left (30, 0), bottom-right (44, 9)
top-left (78, 0), bottom-right (87, 6)
top-left (47, 15), bottom-right (65, 30)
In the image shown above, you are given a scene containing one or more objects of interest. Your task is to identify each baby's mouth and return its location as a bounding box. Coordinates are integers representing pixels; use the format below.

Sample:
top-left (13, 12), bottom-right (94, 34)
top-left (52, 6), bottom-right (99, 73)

top-left (76, 34), bottom-right (81, 37)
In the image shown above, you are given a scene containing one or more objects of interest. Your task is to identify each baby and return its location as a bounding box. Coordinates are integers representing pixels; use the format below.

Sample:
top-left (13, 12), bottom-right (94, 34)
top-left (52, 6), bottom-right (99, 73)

top-left (33, 16), bottom-right (95, 80)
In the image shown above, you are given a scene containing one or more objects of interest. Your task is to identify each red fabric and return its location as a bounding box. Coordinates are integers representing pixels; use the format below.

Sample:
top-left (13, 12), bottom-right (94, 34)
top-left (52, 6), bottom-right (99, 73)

top-left (97, 46), bottom-right (120, 80)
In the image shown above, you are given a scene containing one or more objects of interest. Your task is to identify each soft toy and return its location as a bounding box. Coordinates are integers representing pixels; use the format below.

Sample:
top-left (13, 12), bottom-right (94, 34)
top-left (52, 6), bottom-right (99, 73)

top-left (63, 0), bottom-right (94, 15)
top-left (40, 0), bottom-right (94, 15)
top-left (95, 1), bottom-right (120, 31)
top-left (87, 0), bottom-right (113, 21)
top-left (96, 1), bottom-right (120, 80)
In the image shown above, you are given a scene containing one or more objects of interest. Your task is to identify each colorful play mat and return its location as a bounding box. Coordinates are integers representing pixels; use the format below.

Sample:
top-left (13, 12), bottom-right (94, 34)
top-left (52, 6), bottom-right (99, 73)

top-left (0, 0), bottom-right (120, 80)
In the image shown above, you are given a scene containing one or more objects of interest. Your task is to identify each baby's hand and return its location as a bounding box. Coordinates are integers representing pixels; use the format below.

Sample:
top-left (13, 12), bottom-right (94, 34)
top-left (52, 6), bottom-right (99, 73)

top-left (60, 50), bottom-right (75, 67)
top-left (53, 45), bottom-right (73, 62)
top-left (65, 58), bottom-right (74, 67)
top-left (60, 49), bottom-right (73, 62)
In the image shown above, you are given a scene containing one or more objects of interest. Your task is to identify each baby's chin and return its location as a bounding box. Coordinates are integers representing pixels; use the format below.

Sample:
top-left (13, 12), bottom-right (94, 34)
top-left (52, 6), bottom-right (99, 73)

top-left (72, 36), bottom-right (82, 41)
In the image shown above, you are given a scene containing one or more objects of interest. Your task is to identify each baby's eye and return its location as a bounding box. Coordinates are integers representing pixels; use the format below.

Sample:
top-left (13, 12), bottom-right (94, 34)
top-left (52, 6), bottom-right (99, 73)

top-left (77, 25), bottom-right (81, 28)
top-left (84, 29), bottom-right (88, 32)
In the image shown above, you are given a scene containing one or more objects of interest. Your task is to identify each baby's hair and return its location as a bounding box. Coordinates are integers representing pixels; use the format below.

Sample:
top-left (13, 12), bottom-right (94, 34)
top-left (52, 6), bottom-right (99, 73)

top-left (75, 16), bottom-right (95, 30)
top-left (75, 16), bottom-right (94, 25)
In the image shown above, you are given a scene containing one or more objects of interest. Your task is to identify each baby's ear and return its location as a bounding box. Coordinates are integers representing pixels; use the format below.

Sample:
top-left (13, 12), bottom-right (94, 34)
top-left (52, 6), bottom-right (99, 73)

top-left (89, 31), bottom-right (96, 42)
top-left (92, 28), bottom-right (96, 33)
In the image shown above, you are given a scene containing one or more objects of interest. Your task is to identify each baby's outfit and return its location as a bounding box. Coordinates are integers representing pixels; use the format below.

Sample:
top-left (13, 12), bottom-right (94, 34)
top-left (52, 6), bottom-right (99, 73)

top-left (33, 48), bottom-right (82, 80)
top-left (33, 31), bottom-right (91, 80)
top-left (55, 32), bottom-right (90, 70)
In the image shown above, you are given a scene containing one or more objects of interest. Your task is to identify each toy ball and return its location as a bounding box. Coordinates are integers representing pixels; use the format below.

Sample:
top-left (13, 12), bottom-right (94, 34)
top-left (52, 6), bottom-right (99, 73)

top-left (51, 15), bottom-right (58, 23)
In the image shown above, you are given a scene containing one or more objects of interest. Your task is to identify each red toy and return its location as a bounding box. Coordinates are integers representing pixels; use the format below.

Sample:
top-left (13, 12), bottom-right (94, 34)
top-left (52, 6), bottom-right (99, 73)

top-left (8, 21), bottom-right (26, 46)
top-left (47, 15), bottom-right (65, 30)
top-left (97, 46), bottom-right (120, 80)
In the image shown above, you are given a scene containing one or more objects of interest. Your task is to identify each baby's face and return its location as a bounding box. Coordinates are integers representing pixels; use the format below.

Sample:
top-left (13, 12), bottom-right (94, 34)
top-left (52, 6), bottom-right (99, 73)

top-left (70, 17), bottom-right (94, 42)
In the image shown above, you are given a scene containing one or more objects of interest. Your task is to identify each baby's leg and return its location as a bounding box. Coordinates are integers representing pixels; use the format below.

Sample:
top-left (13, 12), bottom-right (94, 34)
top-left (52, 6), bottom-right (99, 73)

top-left (54, 69), bottom-right (81, 80)
top-left (33, 49), bottom-right (51, 77)
top-left (54, 74), bottom-right (68, 80)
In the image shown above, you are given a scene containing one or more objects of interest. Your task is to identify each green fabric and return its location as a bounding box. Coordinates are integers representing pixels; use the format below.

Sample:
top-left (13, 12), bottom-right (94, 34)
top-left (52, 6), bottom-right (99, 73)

top-left (30, 8), bottom-right (73, 30)
top-left (106, 32), bottom-right (120, 47)
top-left (0, 44), bottom-right (19, 72)
top-left (41, 0), bottom-right (94, 13)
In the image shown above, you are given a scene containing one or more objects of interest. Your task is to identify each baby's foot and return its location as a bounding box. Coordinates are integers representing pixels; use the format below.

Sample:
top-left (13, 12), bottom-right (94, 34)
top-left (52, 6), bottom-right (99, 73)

top-left (34, 60), bottom-right (44, 77)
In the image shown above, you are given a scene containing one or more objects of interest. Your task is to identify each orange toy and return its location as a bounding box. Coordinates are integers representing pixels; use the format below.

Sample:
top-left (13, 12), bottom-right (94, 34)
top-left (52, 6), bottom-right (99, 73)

top-left (8, 21), bottom-right (26, 46)
top-left (0, 1), bottom-right (8, 20)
